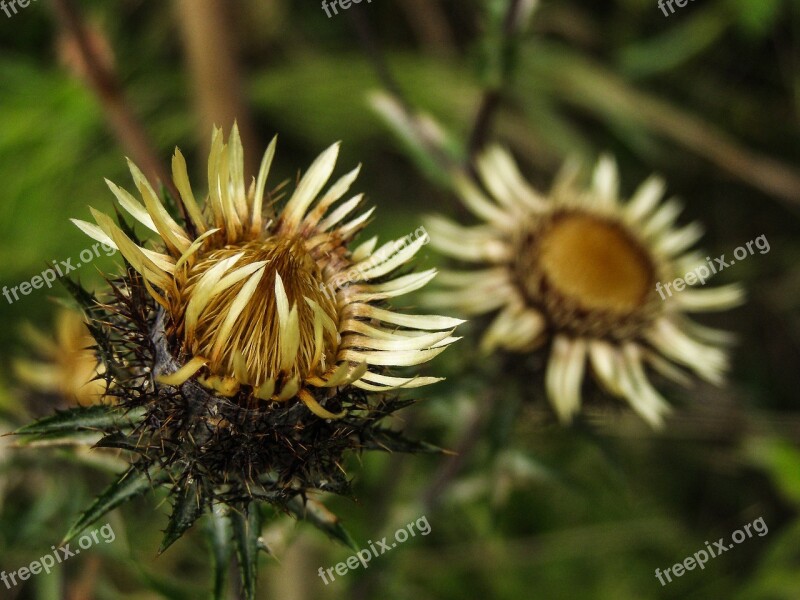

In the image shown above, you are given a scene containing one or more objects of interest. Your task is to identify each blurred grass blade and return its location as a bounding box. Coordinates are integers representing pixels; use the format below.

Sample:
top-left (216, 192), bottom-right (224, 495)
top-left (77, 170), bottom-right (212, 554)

top-left (523, 42), bottom-right (800, 205)
top-left (134, 565), bottom-right (200, 600)
top-left (745, 437), bottom-right (800, 505)
top-left (617, 7), bottom-right (730, 78)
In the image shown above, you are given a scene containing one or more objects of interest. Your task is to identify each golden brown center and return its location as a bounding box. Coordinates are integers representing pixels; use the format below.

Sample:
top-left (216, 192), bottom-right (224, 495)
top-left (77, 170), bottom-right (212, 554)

top-left (537, 214), bottom-right (652, 312)
top-left (515, 211), bottom-right (659, 340)
top-left (170, 237), bottom-right (339, 388)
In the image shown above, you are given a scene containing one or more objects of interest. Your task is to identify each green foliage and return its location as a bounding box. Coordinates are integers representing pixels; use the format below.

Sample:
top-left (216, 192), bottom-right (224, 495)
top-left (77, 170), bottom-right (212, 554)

top-left (285, 496), bottom-right (359, 551)
top-left (205, 504), bottom-right (234, 600)
top-left (232, 503), bottom-right (264, 600)
top-left (159, 479), bottom-right (204, 555)
top-left (63, 466), bottom-right (170, 544)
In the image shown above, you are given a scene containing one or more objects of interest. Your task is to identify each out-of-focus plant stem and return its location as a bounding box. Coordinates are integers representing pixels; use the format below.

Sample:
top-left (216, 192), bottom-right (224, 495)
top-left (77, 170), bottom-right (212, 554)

top-left (52, 0), bottom-right (182, 210)
top-left (347, 5), bottom-right (409, 107)
top-left (526, 44), bottom-right (800, 209)
top-left (369, 91), bottom-right (464, 187)
top-left (467, 0), bottom-right (535, 163)
top-left (396, 0), bottom-right (456, 59)
top-left (353, 6), bottom-right (466, 194)
top-left (174, 0), bottom-right (260, 183)
top-left (420, 400), bottom-right (492, 513)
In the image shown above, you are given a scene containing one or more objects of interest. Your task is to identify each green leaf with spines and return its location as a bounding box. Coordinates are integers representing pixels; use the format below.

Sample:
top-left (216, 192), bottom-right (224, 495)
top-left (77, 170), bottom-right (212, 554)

top-left (159, 478), bottom-right (204, 555)
top-left (361, 428), bottom-right (450, 455)
top-left (114, 206), bottom-right (144, 246)
top-left (231, 502), bottom-right (264, 600)
top-left (286, 495), bottom-right (359, 551)
top-left (14, 429), bottom-right (105, 447)
top-left (94, 431), bottom-right (147, 452)
top-left (53, 277), bottom-right (129, 379)
top-left (59, 276), bottom-right (99, 314)
top-left (15, 405), bottom-right (142, 437)
top-left (63, 465), bottom-right (171, 544)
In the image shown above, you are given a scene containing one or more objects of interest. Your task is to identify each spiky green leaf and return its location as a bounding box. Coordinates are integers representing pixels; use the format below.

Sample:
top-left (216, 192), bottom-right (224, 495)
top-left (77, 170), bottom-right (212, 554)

top-left (13, 429), bottom-right (104, 448)
top-left (59, 276), bottom-right (99, 313)
top-left (286, 495), bottom-right (359, 551)
top-left (361, 428), bottom-right (449, 455)
top-left (159, 478), bottom-right (204, 555)
top-left (15, 405), bottom-right (142, 437)
top-left (63, 465), bottom-right (170, 544)
top-left (94, 431), bottom-right (149, 453)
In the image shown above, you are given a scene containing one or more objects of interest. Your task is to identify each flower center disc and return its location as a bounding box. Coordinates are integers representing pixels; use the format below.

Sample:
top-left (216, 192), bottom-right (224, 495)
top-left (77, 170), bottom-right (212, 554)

top-left (538, 214), bottom-right (652, 312)
top-left (174, 237), bottom-right (339, 387)
top-left (517, 212), bottom-right (658, 339)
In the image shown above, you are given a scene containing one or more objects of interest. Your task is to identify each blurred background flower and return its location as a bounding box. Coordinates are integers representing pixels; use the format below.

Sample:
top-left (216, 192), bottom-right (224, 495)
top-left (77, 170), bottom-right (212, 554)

top-left (13, 308), bottom-right (108, 410)
top-left (424, 150), bottom-right (744, 426)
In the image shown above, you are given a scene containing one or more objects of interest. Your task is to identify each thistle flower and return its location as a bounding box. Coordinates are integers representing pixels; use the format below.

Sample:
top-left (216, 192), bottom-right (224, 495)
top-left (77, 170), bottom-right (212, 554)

top-left (425, 148), bottom-right (743, 426)
top-left (17, 127), bottom-right (460, 598)
top-left (72, 125), bottom-right (460, 416)
top-left (14, 308), bottom-right (108, 407)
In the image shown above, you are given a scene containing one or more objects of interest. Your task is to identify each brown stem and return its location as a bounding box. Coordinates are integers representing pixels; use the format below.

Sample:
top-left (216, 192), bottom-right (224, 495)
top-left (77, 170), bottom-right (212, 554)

top-left (52, 0), bottom-right (183, 213)
top-left (467, 91), bottom-right (503, 162)
top-left (174, 0), bottom-right (261, 183)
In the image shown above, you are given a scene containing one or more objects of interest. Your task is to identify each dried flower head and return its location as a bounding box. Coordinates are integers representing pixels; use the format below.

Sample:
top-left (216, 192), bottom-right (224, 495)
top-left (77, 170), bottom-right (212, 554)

top-left (426, 148), bottom-right (743, 426)
top-left (72, 125), bottom-right (460, 417)
top-left (18, 127), bottom-right (460, 597)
